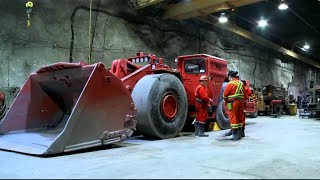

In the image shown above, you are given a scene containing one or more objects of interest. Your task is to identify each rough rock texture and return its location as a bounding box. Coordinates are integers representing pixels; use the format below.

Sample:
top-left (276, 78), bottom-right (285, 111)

top-left (0, 0), bottom-right (318, 104)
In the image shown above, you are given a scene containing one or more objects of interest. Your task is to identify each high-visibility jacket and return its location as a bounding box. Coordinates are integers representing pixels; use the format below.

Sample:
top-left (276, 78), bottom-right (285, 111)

top-left (194, 84), bottom-right (210, 123)
top-left (223, 78), bottom-right (244, 100)
top-left (223, 78), bottom-right (245, 129)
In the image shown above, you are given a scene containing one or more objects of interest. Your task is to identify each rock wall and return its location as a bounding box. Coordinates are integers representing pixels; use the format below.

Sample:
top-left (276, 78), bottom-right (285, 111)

top-left (0, 0), bottom-right (318, 104)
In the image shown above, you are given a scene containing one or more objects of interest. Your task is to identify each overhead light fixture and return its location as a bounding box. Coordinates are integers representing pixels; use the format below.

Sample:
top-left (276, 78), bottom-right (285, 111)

top-left (302, 43), bottom-right (310, 51)
top-left (258, 19), bottom-right (268, 27)
top-left (278, 0), bottom-right (288, 10)
top-left (291, 40), bottom-right (311, 52)
top-left (219, 13), bottom-right (228, 23)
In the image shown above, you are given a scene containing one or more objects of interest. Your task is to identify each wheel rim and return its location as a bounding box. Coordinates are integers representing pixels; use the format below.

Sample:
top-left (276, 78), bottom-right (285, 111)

top-left (161, 92), bottom-right (178, 121)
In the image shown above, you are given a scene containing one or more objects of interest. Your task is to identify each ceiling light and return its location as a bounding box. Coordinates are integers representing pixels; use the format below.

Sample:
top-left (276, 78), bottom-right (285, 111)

top-left (258, 19), bottom-right (268, 27)
top-left (302, 43), bottom-right (310, 51)
top-left (278, 0), bottom-right (288, 10)
top-left (219, 13), bottom-right (228, 23)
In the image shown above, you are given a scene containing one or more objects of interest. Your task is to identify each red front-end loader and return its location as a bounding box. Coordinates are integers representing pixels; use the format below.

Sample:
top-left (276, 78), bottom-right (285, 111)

top-left (0, 52), bottom-right (230, 155)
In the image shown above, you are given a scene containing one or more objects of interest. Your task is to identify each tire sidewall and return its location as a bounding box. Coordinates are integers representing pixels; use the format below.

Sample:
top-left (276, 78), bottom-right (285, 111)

top-left (216, 82), bottom-right (231, 129)
top-left (147, 74), bottom-right (188, 138)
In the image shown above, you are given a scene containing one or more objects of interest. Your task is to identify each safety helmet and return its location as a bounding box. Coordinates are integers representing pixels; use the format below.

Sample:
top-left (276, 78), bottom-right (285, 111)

top-left (199, 75), bottom-right (209, 81)
top-left (228, 70), bottom-right (238, 77)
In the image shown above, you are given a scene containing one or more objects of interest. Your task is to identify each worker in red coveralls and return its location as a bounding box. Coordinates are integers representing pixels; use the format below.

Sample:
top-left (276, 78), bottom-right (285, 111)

top-left (223, 70), bottom-right (245, 140)
top-left (240, 80), bottom-right (252, 138)
top-left (194, 75), bottom-right (213, 137)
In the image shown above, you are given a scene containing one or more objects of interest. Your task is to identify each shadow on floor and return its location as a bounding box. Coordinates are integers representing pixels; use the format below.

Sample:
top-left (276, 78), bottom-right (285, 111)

top-left (0, 141), bottom-right (140, 158)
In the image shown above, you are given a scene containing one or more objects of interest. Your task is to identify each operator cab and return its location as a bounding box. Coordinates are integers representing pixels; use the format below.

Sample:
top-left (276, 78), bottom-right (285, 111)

top-left (175, 54), bottom-right (227, 110)
top-left (184, 58), bottom-right (206, 74)
top-left (175, 55), bottom-right (209, 107)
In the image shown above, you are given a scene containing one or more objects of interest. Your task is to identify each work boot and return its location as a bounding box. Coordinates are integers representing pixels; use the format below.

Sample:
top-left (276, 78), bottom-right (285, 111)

top-left (194, 122), bottom-right (200, 136)
top-left (225, 129), bottom-right (233, 136)
top-left (198, 123), bottom-right (209, 137)
top-left (232, 128), bottom-right (240, 141)
top-left (241, 127), bottom-right (245, 137)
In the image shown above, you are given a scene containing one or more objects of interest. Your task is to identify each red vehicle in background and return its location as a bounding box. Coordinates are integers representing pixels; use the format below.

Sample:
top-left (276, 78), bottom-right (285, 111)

top-left (243, 80), bottom-right (258, 118)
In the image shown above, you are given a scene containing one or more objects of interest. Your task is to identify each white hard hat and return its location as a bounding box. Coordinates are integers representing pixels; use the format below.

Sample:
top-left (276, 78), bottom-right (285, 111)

top-left (199, 75), bottom-right (209, 81)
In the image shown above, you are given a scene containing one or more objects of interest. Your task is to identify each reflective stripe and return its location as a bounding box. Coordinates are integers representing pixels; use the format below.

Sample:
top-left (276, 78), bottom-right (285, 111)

top-left (196, 98), bottom-right (203, 103)
top-left (227, 80), bottom-right (244, 99)
top-left (239, 123), bottom-right (244, 127)
top-left (230, 124), bottom-right (240, 128)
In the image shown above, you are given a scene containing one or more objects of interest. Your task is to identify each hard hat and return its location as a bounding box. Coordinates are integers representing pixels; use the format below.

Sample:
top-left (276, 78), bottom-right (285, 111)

top-left (26, 1), bottom-right (33, 8)
top-left (199, 75), bottom-right (209, 81)
top-left (228, 70), bottom-right (238, 77)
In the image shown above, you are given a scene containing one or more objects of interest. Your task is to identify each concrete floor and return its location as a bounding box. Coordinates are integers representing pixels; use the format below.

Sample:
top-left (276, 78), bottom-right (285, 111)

top-left (1, 115), bottom-right (320, 179)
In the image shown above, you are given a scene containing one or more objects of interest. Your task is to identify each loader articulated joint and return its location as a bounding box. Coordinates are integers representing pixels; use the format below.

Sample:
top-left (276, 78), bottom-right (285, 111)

top-left (126, 85), bottom-right (133, 93)
top-left (124, 114), bottom-right (136, 129)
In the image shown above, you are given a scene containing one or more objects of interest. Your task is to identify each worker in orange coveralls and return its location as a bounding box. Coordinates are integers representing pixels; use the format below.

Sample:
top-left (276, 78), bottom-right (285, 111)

top-left (223, 70), bottom-right (245, 140)
top-left (239, 80), bottom-right (252, 138)
top-left (194, 75), bottom-right (213, 137)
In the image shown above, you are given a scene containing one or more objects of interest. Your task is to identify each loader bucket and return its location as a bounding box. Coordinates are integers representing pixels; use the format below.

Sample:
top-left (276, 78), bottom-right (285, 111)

top-left (0, 62), bottom-right (136, 155)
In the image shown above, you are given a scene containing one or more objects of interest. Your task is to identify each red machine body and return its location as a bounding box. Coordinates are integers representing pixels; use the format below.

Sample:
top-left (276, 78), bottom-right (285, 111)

top-left (110, 52), bottom-right (228, 122)
top-left (0, 91), bottom-right (5, 101)
top-left (0, 62), bottom-right (136, 155)
top-left (175, 54), bottom-right (228, 120)
top-left (110, 52), bottom-right (178, 93)
top-left (0, 52), bottom-right (238, 155)
top-left (0, 91), bottom-right (6, 121)
top-left (243, 80), bottom-right (258, 118)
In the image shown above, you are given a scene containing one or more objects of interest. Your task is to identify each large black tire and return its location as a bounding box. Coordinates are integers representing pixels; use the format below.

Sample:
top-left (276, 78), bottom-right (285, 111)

top-left (216, 82), bottom-right (231, 130)
top-left (131, 74), bottom-right (188, 139)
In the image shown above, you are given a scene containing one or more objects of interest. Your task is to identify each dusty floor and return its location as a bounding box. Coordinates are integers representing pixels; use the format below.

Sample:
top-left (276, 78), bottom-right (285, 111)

top-left (1, 115), bottom-right (320, 179)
